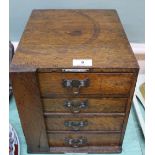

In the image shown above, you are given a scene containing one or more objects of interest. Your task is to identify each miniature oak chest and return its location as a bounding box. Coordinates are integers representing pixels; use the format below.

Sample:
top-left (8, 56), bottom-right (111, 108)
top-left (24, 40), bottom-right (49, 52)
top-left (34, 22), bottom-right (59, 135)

top-left (10, 9), bottom-right (139, 153)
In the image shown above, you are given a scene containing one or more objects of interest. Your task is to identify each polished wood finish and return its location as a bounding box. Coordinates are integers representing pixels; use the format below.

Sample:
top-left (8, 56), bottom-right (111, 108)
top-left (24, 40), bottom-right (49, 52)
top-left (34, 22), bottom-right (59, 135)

top-left (49, 146), bottom-right (122, 153)
top-left (42, 98), bottom-right (128, 113)
top-left (120, 74), bottom-right (138, 145)
top-left (38, 73), bottom-right (134, 97)
top-left (48, 132), bottom-right (121, 147)
top-left (11, 72), bottom-right (49, 153)
top-left (11, 9), bottom-right (138, 72)
top-left (10, 10), bottom-right (139, 153)
top-left (45, 114), bottom-right (124, 131)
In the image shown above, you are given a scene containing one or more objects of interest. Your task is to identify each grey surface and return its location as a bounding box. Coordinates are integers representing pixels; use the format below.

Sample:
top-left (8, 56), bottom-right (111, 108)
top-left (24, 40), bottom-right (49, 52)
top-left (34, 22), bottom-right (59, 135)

top-left (9, 0), bottom-right (145, 43)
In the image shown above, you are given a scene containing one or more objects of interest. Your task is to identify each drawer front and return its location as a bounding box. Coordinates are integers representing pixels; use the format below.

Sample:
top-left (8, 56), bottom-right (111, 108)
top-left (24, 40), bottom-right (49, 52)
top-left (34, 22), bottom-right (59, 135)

top-left (42, 98), bottom-right (127, 113)
top-left (38, 73), bottom-right (133, 97)
top-left (48, 133), bottom-right (121, 147)
top-left (45, 114), bottom-right (124, 131)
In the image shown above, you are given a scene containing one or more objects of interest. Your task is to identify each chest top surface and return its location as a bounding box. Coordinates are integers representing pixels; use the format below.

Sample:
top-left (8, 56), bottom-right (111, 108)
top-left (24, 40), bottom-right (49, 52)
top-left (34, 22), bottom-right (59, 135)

top-left (11, 9), bottom-right (139, 72)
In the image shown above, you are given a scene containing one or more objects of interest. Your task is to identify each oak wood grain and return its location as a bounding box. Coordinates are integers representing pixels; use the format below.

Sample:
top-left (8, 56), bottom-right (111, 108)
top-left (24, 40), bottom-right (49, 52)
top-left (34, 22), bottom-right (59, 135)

top-left (10, 9), bottom-right (139, 154)
top-left (42, 97), bottom-right (128, 113)
top-left (11, 72), bottom-right (49, 152)
top-left (49, 146), bottom-right (122, 153)
top-left (11, 9), bottom-right (138, 72)
top-left (45, 114), bottom-right (124, 131)
top-left (38, 73), bottom-right (134, 97)
top-left (48, 132), bottom-right (121, 147)
top-left (119, 72), bottom-right (139, 145)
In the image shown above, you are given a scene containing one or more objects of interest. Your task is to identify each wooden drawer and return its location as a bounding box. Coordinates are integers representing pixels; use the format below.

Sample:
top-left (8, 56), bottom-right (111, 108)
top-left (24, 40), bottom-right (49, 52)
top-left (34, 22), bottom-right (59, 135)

top-left (45, 114), bottom-right (124, 131)
top-left (42, 98), bottom-right (128, 113)
top-left (38, 73), bottom-right (134, 97)
top-left (10, 10), bottom-right (139, 153)
top-left (48, 132), bottom-right (121, 147)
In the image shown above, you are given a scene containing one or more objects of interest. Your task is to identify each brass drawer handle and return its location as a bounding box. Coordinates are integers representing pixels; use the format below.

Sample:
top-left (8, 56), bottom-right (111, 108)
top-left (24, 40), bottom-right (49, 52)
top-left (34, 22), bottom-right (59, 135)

top-left (64, 137), bottom-right (87, 148)
top-left (64, 120), bottom-right (88, 131)
top-left (62, 79), bottom-right (89, 95)
top-left (64, 100), bottom-right (88, 113)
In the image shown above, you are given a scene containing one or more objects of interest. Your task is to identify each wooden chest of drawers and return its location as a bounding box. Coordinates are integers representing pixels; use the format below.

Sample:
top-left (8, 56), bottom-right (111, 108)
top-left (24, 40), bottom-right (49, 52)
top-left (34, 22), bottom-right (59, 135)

top-left (10, 10), bottom-right (139, 153)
